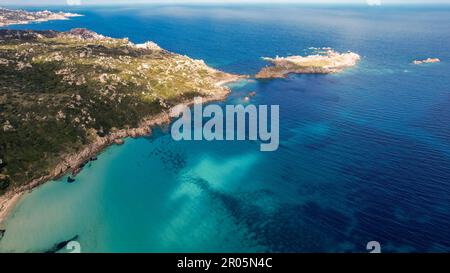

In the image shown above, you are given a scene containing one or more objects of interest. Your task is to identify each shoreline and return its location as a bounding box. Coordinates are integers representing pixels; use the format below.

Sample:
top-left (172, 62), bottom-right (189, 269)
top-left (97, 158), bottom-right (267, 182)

top-left (0, 74), bottom-right (245, 228)
top-left (0, 12), bottom-right (83, 28)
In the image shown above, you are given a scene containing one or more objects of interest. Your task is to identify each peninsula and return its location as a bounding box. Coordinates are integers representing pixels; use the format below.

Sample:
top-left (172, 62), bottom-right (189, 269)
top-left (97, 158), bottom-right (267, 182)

top-left (255, 49), bottom-right (360, 79)
top-left (0, 28), bottom-right (241, 224)
top-left (0, 7), bottom-right (81, 27)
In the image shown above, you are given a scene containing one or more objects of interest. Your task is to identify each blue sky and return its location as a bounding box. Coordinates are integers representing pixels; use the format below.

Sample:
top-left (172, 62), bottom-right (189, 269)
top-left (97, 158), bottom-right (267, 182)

top-left (1, 0), bottom-right (449, 5)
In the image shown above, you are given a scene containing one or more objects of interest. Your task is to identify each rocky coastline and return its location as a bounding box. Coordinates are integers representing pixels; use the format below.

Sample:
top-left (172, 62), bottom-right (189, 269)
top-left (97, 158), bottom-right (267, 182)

top-left (0, 7), bottom-right (82, 27)
top-left (0, 73), bottom-right (243, 227)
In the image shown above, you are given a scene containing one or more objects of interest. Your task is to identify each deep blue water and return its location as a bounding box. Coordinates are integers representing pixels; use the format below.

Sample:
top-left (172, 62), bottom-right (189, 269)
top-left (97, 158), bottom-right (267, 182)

top-left (1, 4), bottom-right (450, 252)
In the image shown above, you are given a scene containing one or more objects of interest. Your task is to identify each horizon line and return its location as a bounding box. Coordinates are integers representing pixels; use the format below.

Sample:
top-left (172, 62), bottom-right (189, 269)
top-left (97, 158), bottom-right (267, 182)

top-left (2, 2), bottom-right (450, 7)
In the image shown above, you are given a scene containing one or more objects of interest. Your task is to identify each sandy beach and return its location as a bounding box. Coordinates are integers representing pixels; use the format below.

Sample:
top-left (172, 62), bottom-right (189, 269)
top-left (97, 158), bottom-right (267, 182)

top-left (0, 192), bottom-right (22, 228)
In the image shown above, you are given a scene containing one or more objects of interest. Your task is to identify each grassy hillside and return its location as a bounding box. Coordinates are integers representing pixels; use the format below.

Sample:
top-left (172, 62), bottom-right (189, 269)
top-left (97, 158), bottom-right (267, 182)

top-left (0, 28), bottom-right (234, 194)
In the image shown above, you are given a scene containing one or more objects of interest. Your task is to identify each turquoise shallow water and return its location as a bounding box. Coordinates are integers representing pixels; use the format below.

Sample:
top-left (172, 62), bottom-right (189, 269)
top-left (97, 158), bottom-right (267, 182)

top-left (1, 4), bottom-right (450, 252)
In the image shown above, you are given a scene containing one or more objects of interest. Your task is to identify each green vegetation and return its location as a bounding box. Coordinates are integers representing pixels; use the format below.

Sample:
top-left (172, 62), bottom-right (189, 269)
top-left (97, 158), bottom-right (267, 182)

top-left (0, 29), bottom-right (234, 193)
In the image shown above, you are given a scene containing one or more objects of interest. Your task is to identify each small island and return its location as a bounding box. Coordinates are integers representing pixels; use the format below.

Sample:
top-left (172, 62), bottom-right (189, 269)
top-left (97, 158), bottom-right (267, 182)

top-left (413, 58), bottom-right (440, 65)
top-left (0, 7), bottom-right (81, 27)
top-left (255, 49), bottom-right (361, 79)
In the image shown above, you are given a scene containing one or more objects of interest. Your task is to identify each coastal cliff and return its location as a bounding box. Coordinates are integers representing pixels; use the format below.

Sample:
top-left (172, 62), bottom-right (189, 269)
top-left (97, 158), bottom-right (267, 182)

top-left (0, 28), bottom-right (242, 224)
top-left (256, 49), bottom-right (360, 79)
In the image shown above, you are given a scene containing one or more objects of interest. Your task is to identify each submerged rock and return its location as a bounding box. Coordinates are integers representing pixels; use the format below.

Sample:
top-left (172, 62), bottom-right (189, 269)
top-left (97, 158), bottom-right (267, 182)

top-left (45, 235), bottom-right (79, 253)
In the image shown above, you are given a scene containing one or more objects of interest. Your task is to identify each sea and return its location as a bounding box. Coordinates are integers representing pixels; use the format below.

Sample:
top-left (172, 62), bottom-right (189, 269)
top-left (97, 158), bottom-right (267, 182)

top-left (0, 4), bottom-right (449, 252)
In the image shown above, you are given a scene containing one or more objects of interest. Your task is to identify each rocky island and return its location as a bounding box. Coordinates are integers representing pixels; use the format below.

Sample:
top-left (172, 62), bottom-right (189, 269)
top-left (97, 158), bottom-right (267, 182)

top-left (413, 58), bottom-right (440, 65)
top-left (0, 7), bottom-right (81, 27)
top-left (0, 28), bottom-right (241, 223)
top-left (256, 49), bottom-right (360, 79)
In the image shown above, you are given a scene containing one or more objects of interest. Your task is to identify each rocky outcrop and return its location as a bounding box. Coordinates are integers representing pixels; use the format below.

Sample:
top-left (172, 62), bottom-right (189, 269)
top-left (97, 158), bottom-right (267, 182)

top-left (66, 28), bottom-right (105, 40)
top-left (413, 58), bottom-right (440, 65)
top-left (256, 49), bottom-right (361, 79)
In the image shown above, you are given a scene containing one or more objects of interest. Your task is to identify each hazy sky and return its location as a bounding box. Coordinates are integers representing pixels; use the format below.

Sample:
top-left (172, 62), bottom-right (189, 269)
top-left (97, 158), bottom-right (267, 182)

top-left (0, 0), bottom-right (449, 6)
